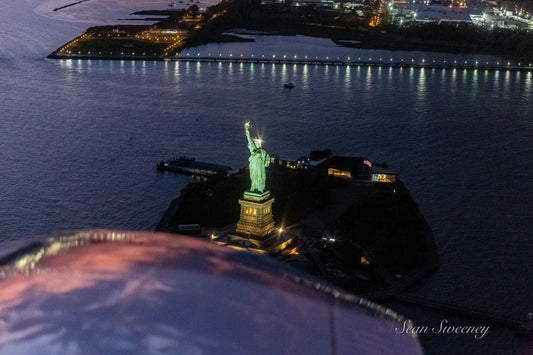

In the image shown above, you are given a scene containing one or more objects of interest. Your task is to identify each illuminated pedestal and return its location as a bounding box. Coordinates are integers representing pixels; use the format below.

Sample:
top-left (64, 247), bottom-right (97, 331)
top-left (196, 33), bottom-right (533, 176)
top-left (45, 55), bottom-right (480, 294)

top-left (217, 190), bottom-right (293, 255)
top-left (236, 191), bottom-right (276, 238)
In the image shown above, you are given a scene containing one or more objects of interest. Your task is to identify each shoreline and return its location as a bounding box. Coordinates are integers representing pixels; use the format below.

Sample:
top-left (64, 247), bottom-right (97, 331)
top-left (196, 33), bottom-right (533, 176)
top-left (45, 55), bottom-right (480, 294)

top-left (46, 0), bottom-right (533, 64)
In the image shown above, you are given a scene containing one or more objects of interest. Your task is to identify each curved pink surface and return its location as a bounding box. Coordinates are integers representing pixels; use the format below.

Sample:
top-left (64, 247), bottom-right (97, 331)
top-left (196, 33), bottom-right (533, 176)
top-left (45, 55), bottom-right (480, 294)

top-left (0, 230), bottom-right (423, 354)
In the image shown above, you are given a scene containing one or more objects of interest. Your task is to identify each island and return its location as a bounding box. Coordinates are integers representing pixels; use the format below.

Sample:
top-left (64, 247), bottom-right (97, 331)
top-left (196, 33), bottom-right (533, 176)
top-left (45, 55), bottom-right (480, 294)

top-left (156, 146), bottom-right (439, 299)
top-left (48, 0), bottom-right (533, 63)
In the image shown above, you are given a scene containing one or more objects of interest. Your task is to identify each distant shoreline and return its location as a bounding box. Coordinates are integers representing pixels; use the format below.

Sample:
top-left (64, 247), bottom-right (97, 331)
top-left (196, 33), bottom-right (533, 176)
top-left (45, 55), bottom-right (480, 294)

top-left (47, 1), bottom-right (533, 63)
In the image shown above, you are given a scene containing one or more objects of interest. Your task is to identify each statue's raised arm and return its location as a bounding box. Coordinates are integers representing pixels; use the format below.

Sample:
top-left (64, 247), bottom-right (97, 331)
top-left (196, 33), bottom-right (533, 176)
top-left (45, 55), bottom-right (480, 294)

top-left (244, 121), bottom-right (254, 153)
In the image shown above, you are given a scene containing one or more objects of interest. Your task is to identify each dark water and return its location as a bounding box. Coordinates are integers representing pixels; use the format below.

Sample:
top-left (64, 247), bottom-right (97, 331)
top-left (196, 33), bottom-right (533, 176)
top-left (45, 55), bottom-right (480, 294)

top-left (1, 0), bottom-right (532, 352)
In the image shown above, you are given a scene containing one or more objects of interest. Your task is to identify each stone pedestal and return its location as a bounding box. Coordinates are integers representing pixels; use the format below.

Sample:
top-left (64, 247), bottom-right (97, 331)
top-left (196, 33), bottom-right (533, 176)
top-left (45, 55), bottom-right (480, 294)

top-left (235, 190), bottom-right (275, 238)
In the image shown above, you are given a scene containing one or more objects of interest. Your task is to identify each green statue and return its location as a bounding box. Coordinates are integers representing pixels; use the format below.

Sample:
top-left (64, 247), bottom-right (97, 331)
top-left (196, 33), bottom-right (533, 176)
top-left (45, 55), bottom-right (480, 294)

top-left (244, 121), bottom-right (270, 193)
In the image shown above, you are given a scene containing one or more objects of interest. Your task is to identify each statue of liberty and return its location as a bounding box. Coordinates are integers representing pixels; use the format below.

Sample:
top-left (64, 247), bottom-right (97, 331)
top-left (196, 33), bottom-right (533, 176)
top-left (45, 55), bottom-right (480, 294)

top-left (244, 121), bottom-right (270, 193)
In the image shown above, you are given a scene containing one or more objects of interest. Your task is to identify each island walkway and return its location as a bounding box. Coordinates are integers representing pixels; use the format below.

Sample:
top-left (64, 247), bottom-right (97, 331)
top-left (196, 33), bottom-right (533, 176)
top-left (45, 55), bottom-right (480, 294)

top-left (172, 55), bottom-right (533, 72)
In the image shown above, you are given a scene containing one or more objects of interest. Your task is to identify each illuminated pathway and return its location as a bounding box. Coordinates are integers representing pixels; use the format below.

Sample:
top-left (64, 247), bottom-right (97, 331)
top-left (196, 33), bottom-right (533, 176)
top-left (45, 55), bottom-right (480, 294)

top-left (172, 54), bottom-right (533, 72)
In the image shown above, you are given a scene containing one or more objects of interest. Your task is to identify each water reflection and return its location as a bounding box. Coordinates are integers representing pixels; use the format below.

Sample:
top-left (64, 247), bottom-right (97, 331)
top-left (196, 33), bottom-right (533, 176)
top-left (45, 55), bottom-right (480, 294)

top-left (302, 64), bottom-right (309, 89)
top-left (173, 61), bottom-right (179, 78)
top-left (364, 66), bottom-right (372, 90)
top-left (344, 65), bottom-right (351, 88)
top-left (503, 70), bottom-right (511, 92)
top-left (416, 68), bottom-right (427, 104)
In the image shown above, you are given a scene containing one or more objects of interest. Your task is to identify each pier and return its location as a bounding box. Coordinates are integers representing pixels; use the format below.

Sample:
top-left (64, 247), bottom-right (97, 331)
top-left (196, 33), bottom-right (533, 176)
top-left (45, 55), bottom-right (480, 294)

top-left (172, 56), bottom-right (533, 72)
top-left (157, 156), bottom-right (232, 177)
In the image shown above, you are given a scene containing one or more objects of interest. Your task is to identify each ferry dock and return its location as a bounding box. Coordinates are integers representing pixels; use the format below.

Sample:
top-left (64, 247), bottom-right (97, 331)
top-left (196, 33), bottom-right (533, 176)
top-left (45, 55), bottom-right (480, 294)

top-left (157, 156), bottom-right (232, 177)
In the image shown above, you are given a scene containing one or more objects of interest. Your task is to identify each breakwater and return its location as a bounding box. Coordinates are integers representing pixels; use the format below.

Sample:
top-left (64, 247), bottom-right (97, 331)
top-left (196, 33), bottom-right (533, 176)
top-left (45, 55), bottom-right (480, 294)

top-left (50, 53), bottom-right (533, 72)
top-left (172, 56), bottom-right (533, 72)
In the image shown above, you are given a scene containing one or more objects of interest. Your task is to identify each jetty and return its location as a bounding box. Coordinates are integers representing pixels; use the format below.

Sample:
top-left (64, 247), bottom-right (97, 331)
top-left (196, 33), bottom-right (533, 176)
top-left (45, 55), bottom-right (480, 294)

top-left (157, 156), bottom-right (232, 177)
top-left (171, 56), bottom-right (533, 72)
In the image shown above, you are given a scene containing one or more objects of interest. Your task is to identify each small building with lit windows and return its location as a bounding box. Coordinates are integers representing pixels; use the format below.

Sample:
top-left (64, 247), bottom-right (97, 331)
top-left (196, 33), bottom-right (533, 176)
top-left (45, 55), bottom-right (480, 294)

top-left (317, 156), bottom-right (373, 180)
top-left (371, 166), bottom-right (398, 183)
